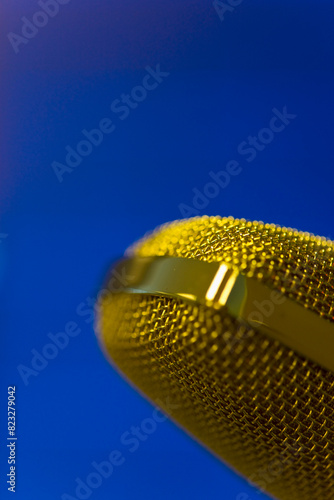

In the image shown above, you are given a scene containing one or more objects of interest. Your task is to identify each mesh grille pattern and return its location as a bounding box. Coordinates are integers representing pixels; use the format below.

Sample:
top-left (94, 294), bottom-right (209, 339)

top-left (99, 216), bottom-right (334, 500)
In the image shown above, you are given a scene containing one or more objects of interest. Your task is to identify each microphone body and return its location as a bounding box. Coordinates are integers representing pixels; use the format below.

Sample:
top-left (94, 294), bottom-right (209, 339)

top-left (96, 216), bottom-right (334, 500)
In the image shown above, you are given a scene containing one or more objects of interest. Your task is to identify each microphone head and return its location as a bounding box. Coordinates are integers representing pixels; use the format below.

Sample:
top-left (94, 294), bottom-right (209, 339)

top-left (96, 216), bottom-right (334, 500)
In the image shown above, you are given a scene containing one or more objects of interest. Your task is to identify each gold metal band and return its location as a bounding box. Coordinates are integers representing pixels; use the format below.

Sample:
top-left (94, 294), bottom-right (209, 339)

top-left (107, 256), bottom-right (334, 373)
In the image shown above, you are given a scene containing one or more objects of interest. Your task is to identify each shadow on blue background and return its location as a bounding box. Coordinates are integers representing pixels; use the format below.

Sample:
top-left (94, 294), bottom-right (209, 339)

top-left (1, 1), bottom-right (334, 499)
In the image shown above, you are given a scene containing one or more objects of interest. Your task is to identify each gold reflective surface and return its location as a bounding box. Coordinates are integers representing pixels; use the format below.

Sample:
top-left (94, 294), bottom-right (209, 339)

top-left (97, 216), bottom-right (334, 500)
top-left (110, 255), bottom-right (334, 372)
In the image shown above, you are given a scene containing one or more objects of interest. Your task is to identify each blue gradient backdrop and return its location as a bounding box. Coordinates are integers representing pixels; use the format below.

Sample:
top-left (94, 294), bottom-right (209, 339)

top-left (1, 1), bottom-right (334, 499)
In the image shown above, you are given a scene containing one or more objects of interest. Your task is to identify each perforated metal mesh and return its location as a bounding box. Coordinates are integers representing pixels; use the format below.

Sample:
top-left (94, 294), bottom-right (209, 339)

top-left (98, 216), bottom-right (334, 500)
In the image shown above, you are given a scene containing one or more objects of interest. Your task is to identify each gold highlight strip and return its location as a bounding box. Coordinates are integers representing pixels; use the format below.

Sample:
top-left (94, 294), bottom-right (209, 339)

top-left (106, 256), bottom-right (334, 373)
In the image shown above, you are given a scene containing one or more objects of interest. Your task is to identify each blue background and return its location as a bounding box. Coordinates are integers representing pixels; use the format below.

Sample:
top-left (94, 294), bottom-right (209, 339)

top-left (1, 1), bottom-right (334, 499)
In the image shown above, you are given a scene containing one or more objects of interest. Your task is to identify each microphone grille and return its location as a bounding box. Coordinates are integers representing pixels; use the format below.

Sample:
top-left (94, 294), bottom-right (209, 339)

top-left (98, 216), bottom-right (334, 500)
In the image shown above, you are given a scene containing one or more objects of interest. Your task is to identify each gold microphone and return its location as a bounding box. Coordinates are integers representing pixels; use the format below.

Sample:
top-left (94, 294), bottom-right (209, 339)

top-left (96, 216), bottom-right (334, 500)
